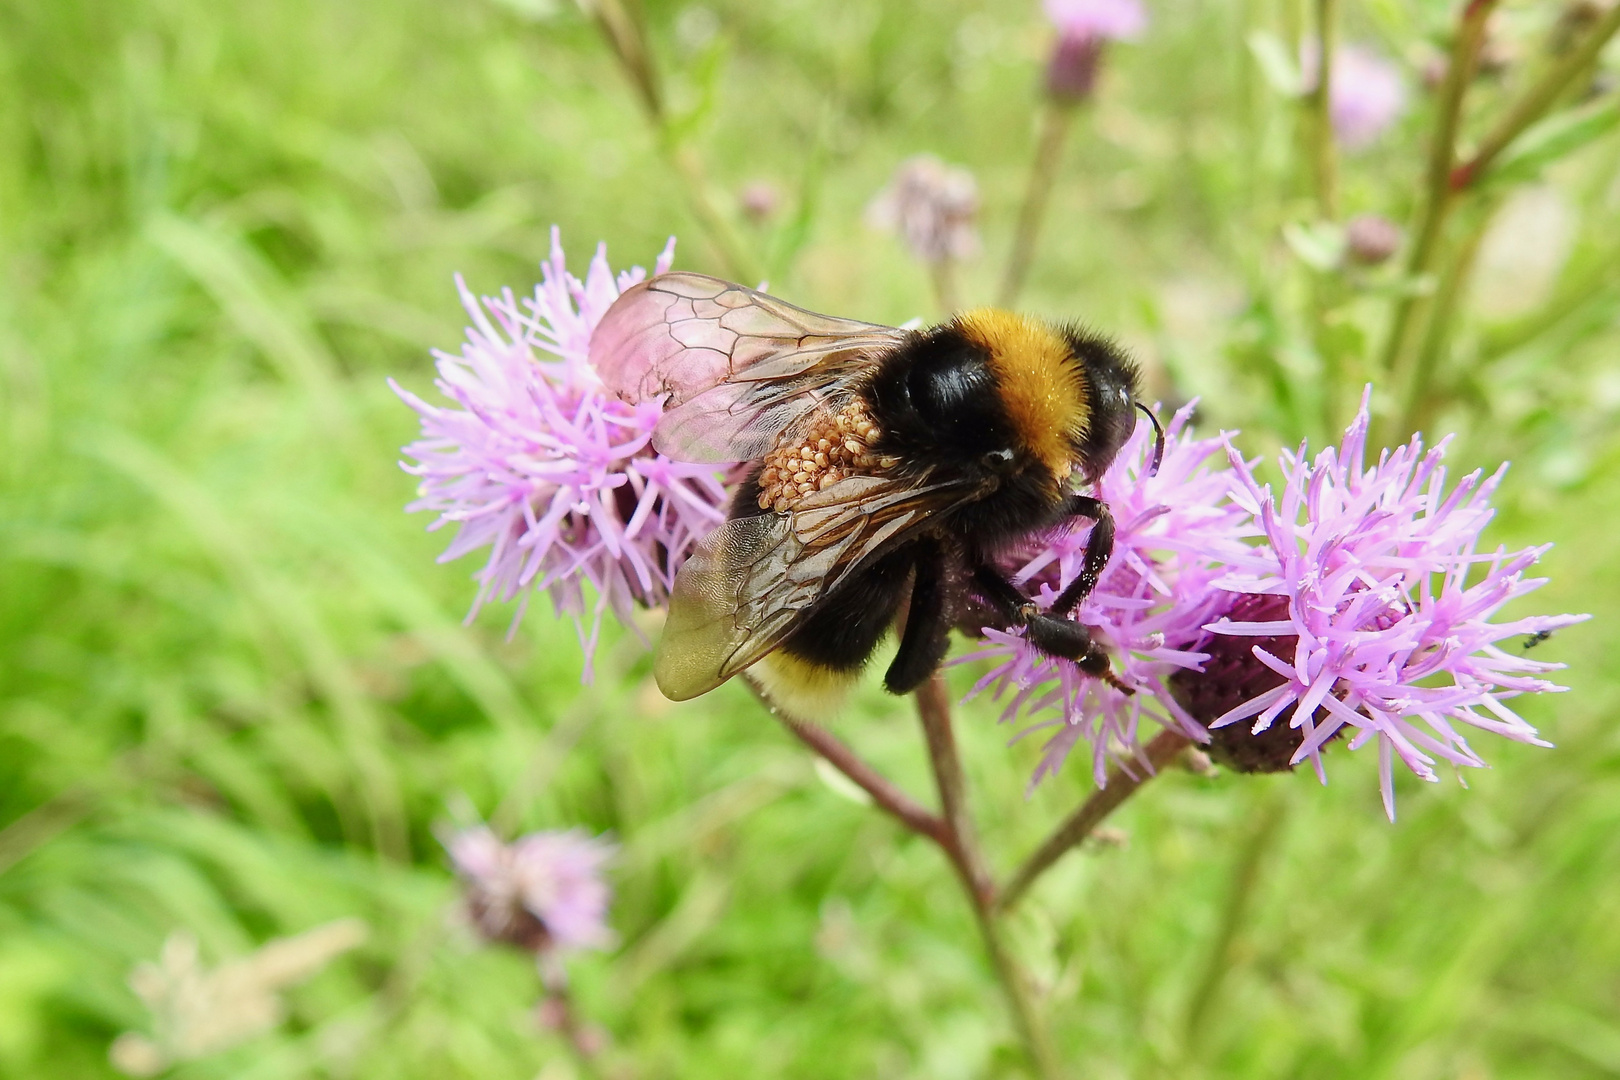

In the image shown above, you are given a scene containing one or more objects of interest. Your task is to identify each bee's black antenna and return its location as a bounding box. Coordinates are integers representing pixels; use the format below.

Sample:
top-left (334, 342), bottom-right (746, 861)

top-left (1136, 401), bottom-right (1166, 477)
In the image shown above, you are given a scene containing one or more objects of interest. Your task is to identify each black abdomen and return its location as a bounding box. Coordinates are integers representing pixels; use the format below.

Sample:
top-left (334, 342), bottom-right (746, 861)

top-left (777, 544), bottom-right (916, 673)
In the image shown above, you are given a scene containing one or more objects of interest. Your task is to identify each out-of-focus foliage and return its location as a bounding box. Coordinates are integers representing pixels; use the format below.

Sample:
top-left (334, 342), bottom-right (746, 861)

top-left (1, 0), bottom-right (1617, 1077)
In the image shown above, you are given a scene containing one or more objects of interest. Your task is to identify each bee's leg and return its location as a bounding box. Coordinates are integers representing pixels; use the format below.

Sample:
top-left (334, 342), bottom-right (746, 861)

top-left (885, 541), bottom-right (951, 695)
top-left (969, 561), bottom-right (1124, 688)
top-left (1049, 495), bottom-right (1115, 618)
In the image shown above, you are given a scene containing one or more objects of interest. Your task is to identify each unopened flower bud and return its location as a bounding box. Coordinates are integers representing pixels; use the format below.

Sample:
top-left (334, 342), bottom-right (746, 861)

top-left (1046, 34), bottom-right (1103, 103)
top-left (739, 180), bottom-right (781, 223)
top-left (1345, 213), bottom-right (1402, 266)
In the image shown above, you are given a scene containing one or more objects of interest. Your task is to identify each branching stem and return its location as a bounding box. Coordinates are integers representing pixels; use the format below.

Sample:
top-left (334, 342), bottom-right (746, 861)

top-left (744, 676), bottom-right (948, 845)
top-left (1451, 3), bottom-right (1620, 191)
top-left (1378, 0), bottom-right (1497, 443)
top-left (914, 674), bottom-right (1058, 1080)
top-left (999, 729), bottom-right (1192, 913)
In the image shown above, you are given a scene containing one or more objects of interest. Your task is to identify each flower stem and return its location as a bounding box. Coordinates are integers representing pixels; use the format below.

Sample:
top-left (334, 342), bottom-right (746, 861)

top-left (999, 103), bottom-right (1076, 308)
top-left (913, 674), bottom-right (995, 907)
top-left (998, 729), bottom-right (1191, 913)
top-left (930, 257), bottom-right (962, 317)
top-left (744, 676), bottom-right (949, 845)
top-left (1377, 0), bottom-right (1497, 443)
top-left (1179, 787), bottom-right (1286, 1051)
top-left (1451, 3), bottom-right (1620, 191)
top-left (1306, 0), bottom-right (1340, 220)
top-left (913, 675), bottom-right (1058, 1080)
top-left (540, 965), bottom-right (607, 1080)
top-left (584, 0), bottom-right (760, 283)
top-left (1398, 198), bottom-right (1494, 437)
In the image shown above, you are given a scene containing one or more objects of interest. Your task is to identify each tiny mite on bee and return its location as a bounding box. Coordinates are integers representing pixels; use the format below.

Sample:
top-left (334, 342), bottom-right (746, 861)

top-left (589, 273), bottom-right (1163, 714)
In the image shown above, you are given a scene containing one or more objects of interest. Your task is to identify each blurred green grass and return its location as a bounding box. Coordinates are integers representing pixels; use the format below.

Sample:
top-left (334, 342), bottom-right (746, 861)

top-left (2, 0), bottom-right (1618, 1077)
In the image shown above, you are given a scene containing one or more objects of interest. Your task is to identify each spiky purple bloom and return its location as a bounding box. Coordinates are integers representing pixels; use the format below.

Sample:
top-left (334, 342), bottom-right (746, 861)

top-left (392, 231), bottom-right (730, 676)
top-left (961, 405), bottom-right (1255, 788)
top-left (1204, 391), bottom-right (1588, 818)
top-left (446, 826), bottom-right (616, 955)
top-left (1303, 43), bottom-right (1408, 149)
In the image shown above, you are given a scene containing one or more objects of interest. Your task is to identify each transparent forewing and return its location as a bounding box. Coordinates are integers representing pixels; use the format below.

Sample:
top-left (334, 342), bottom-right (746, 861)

top-left (588, 272), bottom-right (909, 463)
top-left (652, 474), bottom-right (978, 701)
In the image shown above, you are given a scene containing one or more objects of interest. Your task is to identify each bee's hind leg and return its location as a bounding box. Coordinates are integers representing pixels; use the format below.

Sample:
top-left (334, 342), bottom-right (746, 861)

top-left (884, 540), bottom-right (952, 695)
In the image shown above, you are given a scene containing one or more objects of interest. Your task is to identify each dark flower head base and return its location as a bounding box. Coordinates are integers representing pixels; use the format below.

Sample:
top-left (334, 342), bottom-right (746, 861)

top-left (1170, 593), bottom-right (1352, 773)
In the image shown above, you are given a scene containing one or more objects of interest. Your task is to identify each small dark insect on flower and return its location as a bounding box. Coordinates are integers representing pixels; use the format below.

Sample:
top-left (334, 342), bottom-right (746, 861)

top-left (1523, 629), bottom-right (1555, 650)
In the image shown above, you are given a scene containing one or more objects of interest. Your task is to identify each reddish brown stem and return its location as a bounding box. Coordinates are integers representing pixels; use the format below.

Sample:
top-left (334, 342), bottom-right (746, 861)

top-left (913, 674), bottom-right (1058, 1079)
top-left (744, 677), bottom-right (948, 845)
top-left (913, 674), bottom-right (997, 908)
top-left (998, 729), bottom-right (1192, 912)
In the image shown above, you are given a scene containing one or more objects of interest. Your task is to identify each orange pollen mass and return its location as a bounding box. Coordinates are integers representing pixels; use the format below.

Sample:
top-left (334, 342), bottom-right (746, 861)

top-left (757, 400), bottom-right (890, 513)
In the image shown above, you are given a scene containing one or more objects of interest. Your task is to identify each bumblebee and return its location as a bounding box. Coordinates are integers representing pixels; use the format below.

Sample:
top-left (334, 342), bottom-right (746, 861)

top-left (590, 273), bottom-right (1162, 712)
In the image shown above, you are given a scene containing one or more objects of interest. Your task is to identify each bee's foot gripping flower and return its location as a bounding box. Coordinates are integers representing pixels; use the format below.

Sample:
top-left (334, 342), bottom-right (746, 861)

top-left (961, 403), bottom-right (1257, 790)
top-left (391, 231), bottom-right (730, 678)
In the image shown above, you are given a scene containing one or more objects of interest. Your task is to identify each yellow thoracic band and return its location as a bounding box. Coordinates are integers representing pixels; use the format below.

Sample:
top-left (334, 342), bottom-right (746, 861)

top-left (953, 308), bottom-right (1088, 479)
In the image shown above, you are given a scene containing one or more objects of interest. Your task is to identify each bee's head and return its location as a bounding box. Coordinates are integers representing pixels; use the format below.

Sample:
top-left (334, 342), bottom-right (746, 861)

top-left (1059, 327), bottom-right (1148, 483)
top-left (869, 310), bottom-right (1154, 494)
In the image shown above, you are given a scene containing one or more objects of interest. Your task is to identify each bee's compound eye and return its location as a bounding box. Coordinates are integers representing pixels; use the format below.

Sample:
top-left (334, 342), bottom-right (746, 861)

top-left (982, 447), bottom-right (1015, 470)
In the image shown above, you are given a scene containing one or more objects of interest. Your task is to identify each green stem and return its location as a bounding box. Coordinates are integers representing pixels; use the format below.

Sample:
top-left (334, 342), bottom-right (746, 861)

top-left (1180, 788), bottom-right (1286, 1050)
top-left (1396, 199), bottom-right (1494, 439)
top-left (584, 0), bottom-right (759, 282)
top-left (999, 103), bottom-right (1077, 308)
top-left (1451, 2), bottom-right (1620, 190)
top-left (914, 675), bottom-right (1058, 1079)
top-left (1307, 0), bottom-right (1340, 220)
top-left (998, 730), bottom-right (1191, 913)
top-left (1378, 0), bottom-right (1497, 443)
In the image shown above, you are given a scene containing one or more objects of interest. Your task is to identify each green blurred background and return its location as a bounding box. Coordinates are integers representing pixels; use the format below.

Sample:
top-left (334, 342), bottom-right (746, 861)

top-left (2, 0), bottom-right (1617, 1076)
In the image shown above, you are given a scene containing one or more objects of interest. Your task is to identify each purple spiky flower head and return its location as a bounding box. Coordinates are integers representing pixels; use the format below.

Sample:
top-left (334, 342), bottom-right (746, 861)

top-left (391, 230), bottom-right (730, 677)
top-left (961, 404), bottom-right (1254, 789)
top-left (1195, 390), bottom-right (1587, 818)
top-left (445, 826), bottom-right (616, 956)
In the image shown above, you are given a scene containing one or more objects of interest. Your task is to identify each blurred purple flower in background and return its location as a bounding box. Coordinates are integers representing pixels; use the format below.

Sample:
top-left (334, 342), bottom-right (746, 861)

top-left (1044, 0), bottom-right (1147, 43)
top-left (865, 155), bottom-right (981, 266)
top-left (392, 231), bottom-right (730, 676)
top-left (1042, 0), bottom-right (1147, 102)
top-left (1196, 393), bottom-right (1587, 818)
top-left (445, 826), bottom-right (616, 956)
top-left (1303, 42), bottom-right (1408, 149)
top-left (962, 404), bottom-right (1254, 788)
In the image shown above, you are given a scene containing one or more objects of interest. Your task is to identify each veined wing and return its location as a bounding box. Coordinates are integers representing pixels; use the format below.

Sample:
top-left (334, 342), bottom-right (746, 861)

top-left (653, 474), bottom-right (980, 701)
top-left (589, 272), bottom-right (910, 463)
